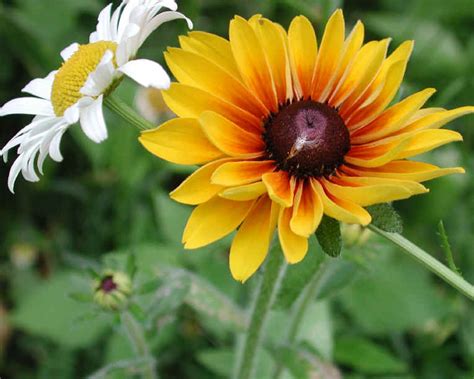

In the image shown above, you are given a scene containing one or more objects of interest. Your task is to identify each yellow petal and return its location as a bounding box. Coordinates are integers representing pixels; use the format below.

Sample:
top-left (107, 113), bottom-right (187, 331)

top-left (311, 9), bottom-right (345, 101)
top-left (229, 16), bottom-right (278, 112)
top-left (219, 181), bottom-right (267, 201)
top-left (212, 160), bottom-right (275, 186)
top-left (253, 18), bottom-right (293, 103)
top-left (230, 196), bottom-right (278, 282)
top-left (322, 20), bottom-right (365, 102)
top-left (262, 171), bottom-right (296, 207)
top-left (199, 111), bottom-right (264, 156)
top-left (162, 83), bottom-right (261, 130)
top-left (278, 206), bottom-right (308, 264)
top-left (165, 48), bottom-right (267, 119)
top-left (398, 106), bottom-right (474, 134)
top-left (312, 179), bottom-right (371, 225)
top-left (396, 129), bottom-right (463, 159)
top-left (139, 118), bottom-right (223, 165)
top-left (183, 197), bottom-right (254, 249)
top-left (322, 176), bottom-right (428, 206)
top-left (288, 15), bottom-right (318, 98)
top-left (346, 59), bottom-right (408, 129)
top-left (351, 88), bottom-right (436, 144)
top-left (170, 159), bottom-right (231, 205)
top-left (290, 180), bottom-right (323, 237)
top-left (342, 40), bottom-right (413, 119)
top-left (330, 39), bottom-right (390, 108)
top-left (179, 31), bottom-right (241, 78)
top-left (342, 161), bottom-right (465, 182)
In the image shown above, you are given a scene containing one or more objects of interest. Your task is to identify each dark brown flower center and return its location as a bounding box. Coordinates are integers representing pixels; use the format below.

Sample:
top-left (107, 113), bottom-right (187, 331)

top-left (99, 275), bottom-right (117, 293)
top-left (263, 100), bottom-right (350, 178)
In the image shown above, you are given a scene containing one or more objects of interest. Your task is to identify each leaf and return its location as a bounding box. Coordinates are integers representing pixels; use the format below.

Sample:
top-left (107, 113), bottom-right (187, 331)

top-left (196, 348), bottom-right (234, 378)
top-left (315, 216), bottom-right (342, 257)
top-left (367, 203), bottom-right (403, 233)
top-left (137, 279), bottom-right (163, 295)
top-left (12, 272), bottom-right (108, 348)
top-left (316, 259), bottom-right (359, 300)
top-left (125, 253), bottom-right (137, 280)
top-left (437, 220), bottom-right (462, 275)
top-left (270, 345), bottom-right (312, 379)
top-left (273, 236), bottom-right (324, 310)
top-left (334, 336), bottom-right (407, 374)
top-left (69, 292), bottom-right (94, 303)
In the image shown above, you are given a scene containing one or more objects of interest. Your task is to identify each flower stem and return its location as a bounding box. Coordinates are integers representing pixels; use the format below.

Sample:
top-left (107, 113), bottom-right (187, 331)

top-left (273, 258), bottom-right (327, 379)
top-left (121, 311), bottom-right (158, 379)
top-left (368, 225), bottom-right (474, 301)
top-left (234, 247), bottom-right (287, 379)
top-left (104, 94), bottom-right (155, 131)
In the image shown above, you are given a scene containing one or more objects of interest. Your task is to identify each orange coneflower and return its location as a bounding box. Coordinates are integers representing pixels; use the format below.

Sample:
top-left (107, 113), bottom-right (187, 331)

top-left (140, 10), bottom-right (473, 282)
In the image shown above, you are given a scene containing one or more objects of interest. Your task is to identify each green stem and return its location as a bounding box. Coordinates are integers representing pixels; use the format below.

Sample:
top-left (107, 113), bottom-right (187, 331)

top-left (273, 259), bottom-right (328, 379)
top-left (368, 225), bottom-right (474, 301)
top-left (104, 94), bottom-right (155, 131)
top-left (234, 247), bottom-right (287, 379)
top-left (121, 311), bottom-right (158, 379)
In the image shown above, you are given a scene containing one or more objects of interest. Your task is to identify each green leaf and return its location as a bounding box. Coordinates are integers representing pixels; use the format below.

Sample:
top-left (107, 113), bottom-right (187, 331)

top-left (315, 216), bottom-right (342, 257)
top-left (317, 259), bottom-right (358, 300)
top-left (270, 345), bottom-right (312, 379)
top-left (334, 336), bottom-right (407, 374)
top-left (69, 292), bottom-right (94, 303)
top-left (125, 253), bottom-right (137, 280)
top-left (367, 203), bottom-right (403, 233)
top-left (274, 236), bottom-right (324, 309)
top-left (137, 279), bottom-right (163, 295)
top-left (12, 272), bottom-right (108, 348)
top-left (437, 220), bottom-right (462, 275)
top-left (196, 348), bottom-right (234, 378)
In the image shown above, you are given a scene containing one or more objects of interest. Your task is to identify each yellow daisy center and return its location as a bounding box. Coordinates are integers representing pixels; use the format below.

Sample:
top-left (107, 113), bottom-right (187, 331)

top-left (51, 41), bottom-right (117, 116)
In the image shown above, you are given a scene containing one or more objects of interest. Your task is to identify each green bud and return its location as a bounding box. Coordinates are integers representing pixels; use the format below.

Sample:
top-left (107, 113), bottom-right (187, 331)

top-left (93, 271), bottom-right (132, 310)
top-left (341, 224), bottom-right (372, 247)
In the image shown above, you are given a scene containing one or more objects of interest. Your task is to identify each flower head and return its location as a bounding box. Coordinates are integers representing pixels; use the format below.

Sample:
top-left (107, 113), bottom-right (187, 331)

top-left (0, 0), bottom-right (192, 192)
top-left (93, 270), bottom-right (132, 310)
top-left (140, 10), bottom-right (473, 282)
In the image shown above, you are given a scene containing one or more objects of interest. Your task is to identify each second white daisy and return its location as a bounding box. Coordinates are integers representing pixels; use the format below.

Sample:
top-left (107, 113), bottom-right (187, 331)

top-left (0, 0), bottom-right (192, 192)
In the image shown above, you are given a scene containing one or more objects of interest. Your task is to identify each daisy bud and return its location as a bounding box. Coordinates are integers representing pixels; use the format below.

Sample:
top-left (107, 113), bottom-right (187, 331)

top-left (341, 224), bottom-right (372, 247)
top-left (93, 271), bottom-right (132, 310)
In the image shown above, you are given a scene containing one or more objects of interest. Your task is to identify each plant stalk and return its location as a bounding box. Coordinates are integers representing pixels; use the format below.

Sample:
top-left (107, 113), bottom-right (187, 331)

top-left (234, 248), bottom-right (287, 379)
top-left (273, 258), bottom-right (328, 379)
top-left (121, 311), bottom-right (158, 379)
top-left (368, 225), bottom-right (474, 301)
top-left (105, 94), bottom-right (155, 131)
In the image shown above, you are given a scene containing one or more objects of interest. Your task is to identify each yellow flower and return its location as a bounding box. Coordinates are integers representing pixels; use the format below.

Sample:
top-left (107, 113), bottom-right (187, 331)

top-left (140, 10), bottom-right (473, 282)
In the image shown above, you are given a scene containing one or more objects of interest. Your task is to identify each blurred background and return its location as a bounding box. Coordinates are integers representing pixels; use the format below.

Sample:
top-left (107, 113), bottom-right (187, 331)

top-left (0, 0), bottom-right (473, 378)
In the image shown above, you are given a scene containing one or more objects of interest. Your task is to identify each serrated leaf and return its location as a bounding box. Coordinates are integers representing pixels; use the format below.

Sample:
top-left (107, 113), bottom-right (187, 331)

top-left (316, 216), bottom-right (342, 257)
top-left (367, 203), bottom-right (403, 233)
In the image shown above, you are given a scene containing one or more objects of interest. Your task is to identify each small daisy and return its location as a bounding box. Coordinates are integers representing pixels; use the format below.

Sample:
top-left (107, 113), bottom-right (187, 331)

top-left (0, 0), bottom-right (192, 192)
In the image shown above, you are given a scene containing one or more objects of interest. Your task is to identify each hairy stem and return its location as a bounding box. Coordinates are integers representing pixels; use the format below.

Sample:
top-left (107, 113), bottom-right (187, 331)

top-left (105, 94), bottom-right (155, 131)
top-left (234, 248), bottom-right (287, 379)
top-left (273, 258), bottom-right (328, 379)
top-left (368, 225), bottom-right (474, 300)
top-left (121, 311), bottom-right (158, 379)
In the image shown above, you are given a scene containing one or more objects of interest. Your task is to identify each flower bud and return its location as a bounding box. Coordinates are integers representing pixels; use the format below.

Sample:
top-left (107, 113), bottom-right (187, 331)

top-left (341, 224), bottom-right (372, 247)
top-left (93, 271), bottom-right (132, 310)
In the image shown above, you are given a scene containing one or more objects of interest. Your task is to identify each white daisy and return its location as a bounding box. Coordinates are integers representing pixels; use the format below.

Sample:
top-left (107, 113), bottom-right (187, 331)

top-left (0, 0), bottom-right (192, 192)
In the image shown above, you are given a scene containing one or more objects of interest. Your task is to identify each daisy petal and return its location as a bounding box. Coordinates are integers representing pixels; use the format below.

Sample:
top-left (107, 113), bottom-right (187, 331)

top-left (60, 43), bottom-right (79, 61)
top-left (183, 197), bottom-right (255, 249)
top-left (230, 196), bottom-right (278, 282)
top-left (22, 71), bottom-right (56, 100)
top-left (278, 206), bottom-right (308, 264)
top-left (119, 59), bottom-right (171, 89)
top-left (0, 98), bottom-right (54, 117)
top-left (79, 96), bottom-right (108, 143)
top-left (139, 118), bottom-right (223, 165)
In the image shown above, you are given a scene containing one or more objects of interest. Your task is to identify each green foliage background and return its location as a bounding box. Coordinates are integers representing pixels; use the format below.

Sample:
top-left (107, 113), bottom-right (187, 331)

top-left (0, 0), bottom-right (473, 378)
